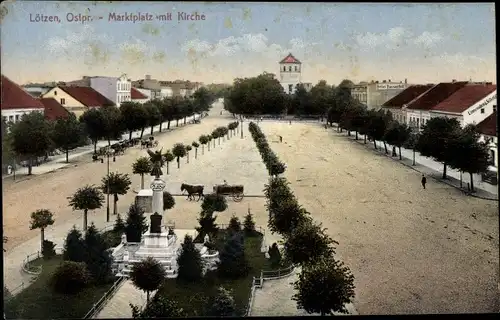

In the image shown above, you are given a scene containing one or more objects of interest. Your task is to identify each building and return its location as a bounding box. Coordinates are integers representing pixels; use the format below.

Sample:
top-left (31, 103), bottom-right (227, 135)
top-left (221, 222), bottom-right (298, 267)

top-left (403, 81), bottom-right (469, 131)
top-left (40, 98), bottom-right (71, 121)
top-left (429, 83), bottom-right (496, 127)
top-left (352, 79), bottom-right (412, 110)
top-left (42, 86), bottom-right (115, 118)
top-left (278, 53), bottom-right (312, 94)
top-left (1, 75), bottom-right (45, 125)
top-left (66, 74), bottom-right (132, 107)
top-left (22, 83), bottom-right (55, 97)
top-left (131, 88), bottom-right (149, 103)
top-left (476, 111), bottom-right (498, 184)
top-left (132, 75), bottom-right (162, 100)
top-left (381, 84), bottom-right (435, 123)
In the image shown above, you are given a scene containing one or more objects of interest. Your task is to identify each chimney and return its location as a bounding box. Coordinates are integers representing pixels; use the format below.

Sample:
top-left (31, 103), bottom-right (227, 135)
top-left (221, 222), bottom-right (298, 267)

top-left (145, 75), bottom-right (151, 80)
top-left (405, 78), bottom-right (407, 84)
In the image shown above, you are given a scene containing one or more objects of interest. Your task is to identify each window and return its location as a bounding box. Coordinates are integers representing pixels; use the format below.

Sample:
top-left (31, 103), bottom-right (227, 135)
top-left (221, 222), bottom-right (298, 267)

top-left (2, 116), bottom-right (6, 123)
top-left (481, 108), bottom-right (485, 114)
top-left (9, 115), bottom-right (13, 122)
top-left (15, 115), bottom-right (19, 121)
top-left (288, 84), bottom-right (293, 93)
top-left (294, 66), bottom-right (298, 72)
top-left (54, 90), bottom-right (57, 96)
top-left (283, 66), bottom-right (286, 72)
top-left (416, 118), bottom-right (420, 126)
top-left (489, 149), bottom-right (495, 165)
top-left (288, 66), bottom-right (292, 72)
top-left (60, 98), bottom-right (66, 105)
top-left (493, 105), bottom-right (497, 113)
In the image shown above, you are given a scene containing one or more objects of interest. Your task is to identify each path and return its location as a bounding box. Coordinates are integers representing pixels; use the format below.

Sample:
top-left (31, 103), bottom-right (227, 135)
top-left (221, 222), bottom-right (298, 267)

top-left (94, 280), bottom-right (153, 319)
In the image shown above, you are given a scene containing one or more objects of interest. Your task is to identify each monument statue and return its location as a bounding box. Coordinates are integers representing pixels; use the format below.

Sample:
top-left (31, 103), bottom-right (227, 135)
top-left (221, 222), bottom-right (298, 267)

top-left (150, 212), bottom-right (163, 234)
top-left (147, 148), bottom-right (165, 178)
top-left (204, 233), bottom-right (210, 244)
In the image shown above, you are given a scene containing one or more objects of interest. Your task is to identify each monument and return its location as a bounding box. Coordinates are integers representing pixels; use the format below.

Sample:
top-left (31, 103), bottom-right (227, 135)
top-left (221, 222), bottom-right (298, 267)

top-left (111, 148), bottom-right (220, 279)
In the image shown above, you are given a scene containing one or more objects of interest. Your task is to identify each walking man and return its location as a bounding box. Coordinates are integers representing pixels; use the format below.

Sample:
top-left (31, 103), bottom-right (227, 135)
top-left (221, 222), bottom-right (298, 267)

top-left (421, 174), bottom-right (427, 189)
top-left (279, 135), bottom-right (283, 143)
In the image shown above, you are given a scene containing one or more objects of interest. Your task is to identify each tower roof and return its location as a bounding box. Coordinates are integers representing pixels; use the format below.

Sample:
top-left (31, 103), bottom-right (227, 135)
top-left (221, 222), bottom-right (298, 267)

top-left (280, 53), bottom-right (301, 64)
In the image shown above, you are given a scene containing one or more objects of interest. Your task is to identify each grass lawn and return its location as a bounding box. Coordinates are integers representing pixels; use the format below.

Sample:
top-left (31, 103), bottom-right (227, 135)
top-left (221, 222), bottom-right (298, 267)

top-left (4, 255), bottom-right (115, 319)
top-left (156, 229), bottom-right (273, 316)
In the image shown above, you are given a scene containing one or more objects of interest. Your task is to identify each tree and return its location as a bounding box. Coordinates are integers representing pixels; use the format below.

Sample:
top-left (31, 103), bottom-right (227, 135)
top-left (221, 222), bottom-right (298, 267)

top-left (416, 117), bottom-right (462, 179)
top-left (366, 111), bottom-right (389, 150)
top-left (101, 172), bottom-right (132, 215)
top-left (207, 135), bottom-right (213, 151)
top-left (196, 210), bottom-right (218, 239)
top-left (29, 209), bottom-right (55, 251)
top-left (9, 112), bottom-right (52, 175)
top-left (292, 256), bottom-right (355, 316)
top-left (63, 226), bottom-right (85, 262)
top-left (227, 215), bottom-right (242, 234)
top-left (163, 150), bottom-right (174, 174)
top-left (243, 213), bottom-right (256, 236)
top-left (80, 108), bottom-right (105, 153)
top-left (125, 203), bottom-right (148, 242)
top-left (218, 233), bottom-right (249, 278)
top-left (114, 213), bottom-right (126, 235)
top-left (199, 135), bottom-right (209, 154)
top-left (42, 240), bottom-right (57, 260)
top-left (177, 235), bottom-right (203, 282)
top-left (192, 141), bottom-right (200, 159)
top-left (120, 102), bottom-right (149, 140)
top-left (144, 102), bottom-right (162, 135)
top-left (130, 256), bottom-right (166, 302)
top-left (193, 87), bottom-right (214, 118)
top-left (132, 157), bottom-right (153, 189)
top-left (209, 286), bottom-right (236, 317)
top-left (158, 98), bottom-right (175, 131)
top-left (68, 185), bottom-right (105, 231)
top-left (100, 106), bottom-right (124, 144)
top-left (84, 223), bottom-right (113, 282)
top-left (51, 261), bottom-right (90, 294)
top-left (284, 220), bottom-right (337, 265)
top-left (52, 113), bottom-right (85, 163)
top-left (448, 125), bottom-right (490, 192)
top-left (201, 193), bottom-right (227, 213)
top-left (172, 143), bottom-right (187, 169)
top-left (163, 191), bottom-right (176, 210)
top-left (131, 295), bottom-right (184, 318)
top-left (383, 123), bottom-right (411, 160)
top-left (403, 131), bottom-right (419, 165)
top-left (309, 80), bottom-right (335, 116)
top-left (185, 145), bottom-right (192, 163)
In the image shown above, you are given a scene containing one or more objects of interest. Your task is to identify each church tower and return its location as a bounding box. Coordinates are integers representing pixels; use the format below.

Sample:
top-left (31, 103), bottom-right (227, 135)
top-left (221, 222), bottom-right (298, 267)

top-left (279, 53), bottom-right (302, 94)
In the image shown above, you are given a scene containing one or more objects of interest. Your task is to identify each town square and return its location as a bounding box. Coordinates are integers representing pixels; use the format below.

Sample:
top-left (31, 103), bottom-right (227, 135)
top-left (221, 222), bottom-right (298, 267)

top-left (1, 1), bottom-right (498, 318)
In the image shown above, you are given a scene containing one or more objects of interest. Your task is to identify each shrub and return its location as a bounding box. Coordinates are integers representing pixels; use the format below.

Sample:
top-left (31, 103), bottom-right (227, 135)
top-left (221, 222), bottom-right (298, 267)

top-left (51, 261), bottom-right (90, 294)
top-left (177, 235), bottom-right (203, 282)
top-left (163, 191), bottom-right (176, 210)
top-left (243, 213), bottom-right (256, 236)
top-left (217, 233), bottom-right (249, 279)
top-left (125, 203), bottom-right (148, 243)
top-left (196, 210), bottom-right (218, 239)
top-left (227, 215), bottom-right (241, 234)
top-left (201, 193), bottom-right (227, 213)
top-left (268, 242), bottom-right (282, 268)
top-left (42, 240), bottom-right (56, 260)
top-left (63, 226), bottom-right (85, 262)
top-left (113, 213), bottom-right (126, 234)
top-left (209, 286), bottom-right (236, 317)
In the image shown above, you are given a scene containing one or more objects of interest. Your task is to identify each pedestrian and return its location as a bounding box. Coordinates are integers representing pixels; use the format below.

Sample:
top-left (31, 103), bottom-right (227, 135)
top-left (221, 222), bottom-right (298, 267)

top-left (289, 120), bottom-right (292, 125)
top-left (421, 174), bottom-right (427, 189)
top-left (279, 135), bottom-right (283, 143)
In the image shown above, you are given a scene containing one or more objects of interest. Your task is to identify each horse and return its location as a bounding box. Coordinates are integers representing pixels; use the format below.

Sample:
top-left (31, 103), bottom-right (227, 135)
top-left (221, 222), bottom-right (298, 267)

top-left (180, 183), bottom-right (204, 201)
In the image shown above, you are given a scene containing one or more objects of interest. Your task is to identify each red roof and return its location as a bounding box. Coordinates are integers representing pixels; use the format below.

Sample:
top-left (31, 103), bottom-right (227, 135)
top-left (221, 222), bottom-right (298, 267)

top-left (382, 84), bottom-right (435, 108)
top-left (58, 86), bottom-right (115, 107)
top-left (131, 87), bottom-right (148, 100)
top-left (406, 81), bottom-right (469, 111)
top-left (476, 111), bottom-right (497, 136)
top-left (40, 98), bottom-right (70, 121)
top-left (280, 53), bottom-right (301, 64)
top-left (1, 75), bottom-right (45, 110)
top-left (430, 84), bottom-right (497, 114)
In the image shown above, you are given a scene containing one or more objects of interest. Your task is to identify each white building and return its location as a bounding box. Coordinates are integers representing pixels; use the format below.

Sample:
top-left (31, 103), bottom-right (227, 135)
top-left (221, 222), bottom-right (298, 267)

top-left (131, 88), bottom-right (150, 104)
top-left (429, 84), bottom-right (496, 127)
top-left (403, 81), bottom-right (469, 131)
top-left (160, 87), bottom-right (173, 99)
top-left (352, 80), bottom-right (412, 110)
top-left (279, 53), bottom-right (312, 94)
top-left (381, 84), bottom-right (434, 123)
top-left (477, 111), bottom-right (498, 183)
top-left (66, 74), bottom-right (132, 107)
top-left (1, 75), bottom-right (45, 126)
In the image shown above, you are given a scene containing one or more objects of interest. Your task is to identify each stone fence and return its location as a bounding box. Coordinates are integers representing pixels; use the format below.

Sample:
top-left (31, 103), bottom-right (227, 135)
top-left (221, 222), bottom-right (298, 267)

top-left (21, 247), bottom-right (64, 276)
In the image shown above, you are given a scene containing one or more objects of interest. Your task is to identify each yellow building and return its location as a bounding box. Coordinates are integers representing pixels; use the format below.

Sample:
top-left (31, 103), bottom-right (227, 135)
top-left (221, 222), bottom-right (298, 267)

top-left (42, 86), bottom-right (115, 118)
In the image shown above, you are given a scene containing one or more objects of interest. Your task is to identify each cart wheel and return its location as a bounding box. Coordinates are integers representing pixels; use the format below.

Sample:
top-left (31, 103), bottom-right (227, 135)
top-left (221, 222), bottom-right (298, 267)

top-left (233, 193), bottom-right (244, 202)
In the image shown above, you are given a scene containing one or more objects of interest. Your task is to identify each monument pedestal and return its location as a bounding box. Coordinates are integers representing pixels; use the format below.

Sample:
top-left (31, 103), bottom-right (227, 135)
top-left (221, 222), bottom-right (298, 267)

top-left (143, 230), bottom-right (170, 247)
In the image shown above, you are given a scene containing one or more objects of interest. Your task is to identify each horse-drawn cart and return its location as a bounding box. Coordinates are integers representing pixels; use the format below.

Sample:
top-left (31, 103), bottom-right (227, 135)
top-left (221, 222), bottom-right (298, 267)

top-left (213, 184), bottom-right (244, 202)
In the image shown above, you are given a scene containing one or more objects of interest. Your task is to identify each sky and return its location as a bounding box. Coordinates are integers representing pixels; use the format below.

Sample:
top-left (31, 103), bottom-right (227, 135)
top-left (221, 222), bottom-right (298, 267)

top-left (1, 1), bottom-right (496, 86)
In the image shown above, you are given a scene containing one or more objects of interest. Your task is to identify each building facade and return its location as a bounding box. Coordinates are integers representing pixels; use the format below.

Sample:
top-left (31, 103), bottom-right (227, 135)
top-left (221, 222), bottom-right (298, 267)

top-left (381, 84), bottom-right (434, 124)
top-left (429, 84), bottom-right (496, 127)
top-left (1, 75), bottom-right (45, 125)
top-left (116, 74), bottom-right (132, 107)
top-left (131, 88), bottom-right (149, 104)
top-left (22, 84), bottom-right (54, 97)
top-left (352, 79), bottom-right (411, 110)
top-left (67, 75), bottom-right (131, 107)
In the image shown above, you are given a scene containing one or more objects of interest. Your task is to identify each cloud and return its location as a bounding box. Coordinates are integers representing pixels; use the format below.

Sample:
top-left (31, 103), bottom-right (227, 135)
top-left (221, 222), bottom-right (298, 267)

top-left (355, 27), bottom-right (443, 49)
top-left (181, 33), bottom-right (319, 60)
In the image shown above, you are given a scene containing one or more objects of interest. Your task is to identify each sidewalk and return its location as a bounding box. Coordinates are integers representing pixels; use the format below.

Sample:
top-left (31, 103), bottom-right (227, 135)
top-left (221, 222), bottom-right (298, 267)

top-left (337, 130), bottom-right (498, 200)
top-left (2, 115), bottom-right (199, 179)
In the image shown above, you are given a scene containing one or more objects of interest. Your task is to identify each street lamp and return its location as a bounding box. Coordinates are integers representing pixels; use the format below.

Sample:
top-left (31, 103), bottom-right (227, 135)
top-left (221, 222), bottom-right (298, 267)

top-left (101, 151), bottom-right (115, 222)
